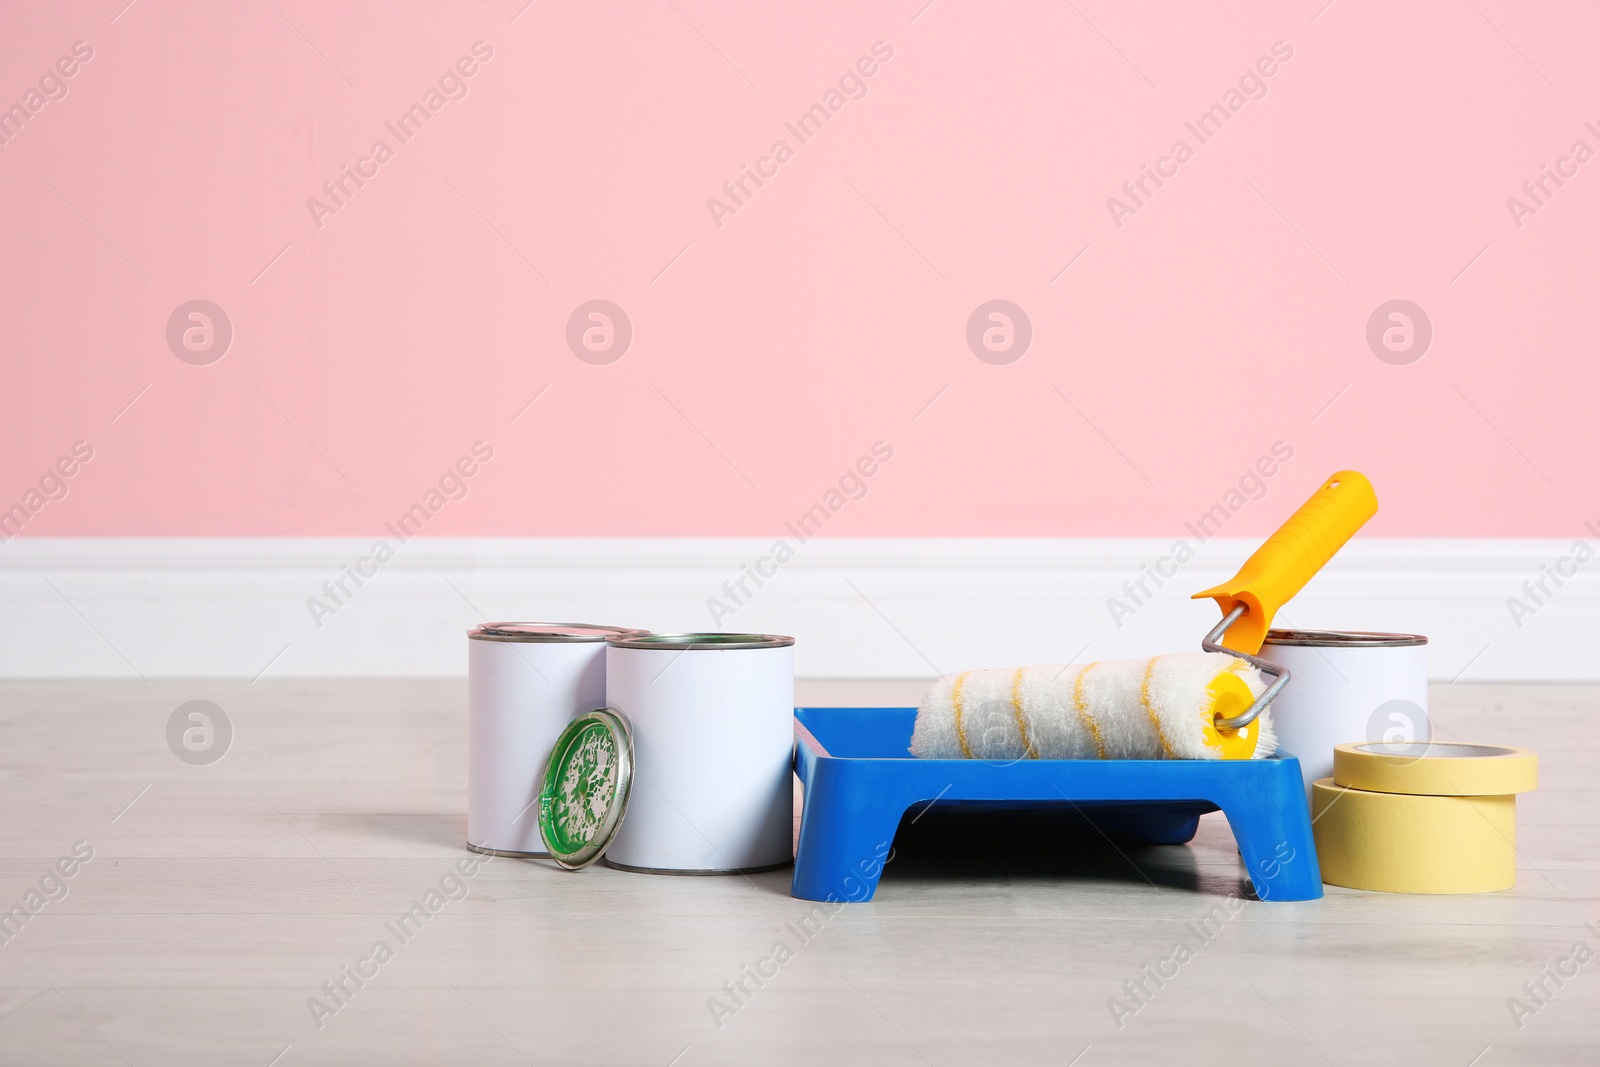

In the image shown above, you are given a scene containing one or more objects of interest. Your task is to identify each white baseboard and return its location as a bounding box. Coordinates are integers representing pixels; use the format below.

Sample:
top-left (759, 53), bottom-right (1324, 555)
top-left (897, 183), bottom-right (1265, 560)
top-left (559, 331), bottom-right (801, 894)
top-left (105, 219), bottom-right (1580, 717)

top-left (2, 537), bottom-right (1594, 681)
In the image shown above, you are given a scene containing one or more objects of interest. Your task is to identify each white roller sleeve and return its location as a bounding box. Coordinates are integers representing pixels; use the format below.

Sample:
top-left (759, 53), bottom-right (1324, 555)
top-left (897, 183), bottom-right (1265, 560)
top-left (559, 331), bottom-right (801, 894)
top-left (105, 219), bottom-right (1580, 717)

top-left (910, 652), bottom-right (1277, 761)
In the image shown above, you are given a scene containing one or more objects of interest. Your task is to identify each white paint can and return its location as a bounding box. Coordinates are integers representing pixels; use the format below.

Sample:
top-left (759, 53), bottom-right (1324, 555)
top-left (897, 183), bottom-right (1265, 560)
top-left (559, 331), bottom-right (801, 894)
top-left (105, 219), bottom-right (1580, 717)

top-left (603, 633), bottom-right (795, 874)
top-left (1256, 629), bottom-right (1429, 802)
top-left (467, 622), bottom-right (642, 857)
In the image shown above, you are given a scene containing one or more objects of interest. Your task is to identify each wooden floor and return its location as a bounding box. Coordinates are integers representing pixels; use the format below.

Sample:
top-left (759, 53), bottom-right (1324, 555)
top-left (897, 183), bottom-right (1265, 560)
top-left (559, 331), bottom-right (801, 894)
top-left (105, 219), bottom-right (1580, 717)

top-left (0, 679), bottom-right (1595, 1066)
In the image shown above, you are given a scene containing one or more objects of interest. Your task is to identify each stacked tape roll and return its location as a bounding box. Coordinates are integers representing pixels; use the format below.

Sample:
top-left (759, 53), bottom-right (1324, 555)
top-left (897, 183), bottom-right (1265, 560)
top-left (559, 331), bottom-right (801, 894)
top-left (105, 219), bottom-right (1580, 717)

top-left (1311, 742), bottom-right (1538, 894)
top-left (1332, 742), bottom-right (1537, 796)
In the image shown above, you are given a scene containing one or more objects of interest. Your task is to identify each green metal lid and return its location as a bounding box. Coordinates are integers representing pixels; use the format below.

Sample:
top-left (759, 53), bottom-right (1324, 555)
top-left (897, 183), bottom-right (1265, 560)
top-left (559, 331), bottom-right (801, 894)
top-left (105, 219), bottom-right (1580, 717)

top-left (538, 708), bottom-right (634, 870)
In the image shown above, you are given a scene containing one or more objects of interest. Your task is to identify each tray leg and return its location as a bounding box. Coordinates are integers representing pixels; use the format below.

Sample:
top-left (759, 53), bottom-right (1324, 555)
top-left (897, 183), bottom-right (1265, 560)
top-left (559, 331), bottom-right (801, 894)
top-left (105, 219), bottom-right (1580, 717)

top-left (790, 774), bottom-right (912, 903)
top-left (1211, 780), bottom-right (1323, 902)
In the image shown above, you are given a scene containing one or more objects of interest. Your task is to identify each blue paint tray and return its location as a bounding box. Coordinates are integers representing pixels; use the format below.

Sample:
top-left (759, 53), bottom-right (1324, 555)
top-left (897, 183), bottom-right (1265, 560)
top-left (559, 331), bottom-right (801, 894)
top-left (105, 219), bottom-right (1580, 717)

top-left (791, 706), bottom-right (1322, 903)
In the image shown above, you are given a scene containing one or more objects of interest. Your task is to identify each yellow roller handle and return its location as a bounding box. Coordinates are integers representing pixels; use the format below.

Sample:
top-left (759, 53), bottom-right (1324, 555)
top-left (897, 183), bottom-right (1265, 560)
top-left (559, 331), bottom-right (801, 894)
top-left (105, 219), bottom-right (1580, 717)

top-left (1191, 470), bottom-right (1378, 653)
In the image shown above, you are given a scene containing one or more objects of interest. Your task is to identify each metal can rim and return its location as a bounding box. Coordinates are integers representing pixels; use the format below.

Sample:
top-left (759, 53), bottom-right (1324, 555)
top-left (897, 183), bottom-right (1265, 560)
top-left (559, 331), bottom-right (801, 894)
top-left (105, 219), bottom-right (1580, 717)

top-left (605, 632), bottom-right (795, 651)
top-left (1262, 628), bottom-right (1427, 648)
top-left (469, 622), bottom-right (645, 643)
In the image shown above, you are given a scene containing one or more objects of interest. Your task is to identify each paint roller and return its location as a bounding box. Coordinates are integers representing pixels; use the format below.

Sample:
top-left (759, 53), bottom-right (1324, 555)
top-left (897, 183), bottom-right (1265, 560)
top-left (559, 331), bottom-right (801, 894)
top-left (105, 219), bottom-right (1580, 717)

top-left (910, 471), bottom-right (1379, 761)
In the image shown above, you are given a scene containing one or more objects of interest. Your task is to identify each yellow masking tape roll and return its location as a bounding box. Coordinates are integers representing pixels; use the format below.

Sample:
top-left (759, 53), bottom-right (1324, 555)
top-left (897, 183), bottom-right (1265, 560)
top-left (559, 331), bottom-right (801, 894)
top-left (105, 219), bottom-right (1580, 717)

top-left (1311, 778), bottom-right (1518, 894)
top-left (1333, 742), bottom-right (1538, 797)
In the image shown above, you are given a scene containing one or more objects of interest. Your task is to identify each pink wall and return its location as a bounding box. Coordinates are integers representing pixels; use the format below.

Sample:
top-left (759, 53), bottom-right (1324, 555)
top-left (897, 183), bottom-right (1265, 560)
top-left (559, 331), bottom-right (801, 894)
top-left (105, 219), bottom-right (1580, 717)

top-left (2, 1), bottom-right (1595, 538)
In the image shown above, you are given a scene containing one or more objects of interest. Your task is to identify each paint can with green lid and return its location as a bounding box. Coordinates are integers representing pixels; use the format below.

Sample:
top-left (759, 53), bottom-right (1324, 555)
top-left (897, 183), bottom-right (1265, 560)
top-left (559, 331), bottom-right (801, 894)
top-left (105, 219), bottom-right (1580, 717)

top-left (602, 633), bottom-right (795, 874)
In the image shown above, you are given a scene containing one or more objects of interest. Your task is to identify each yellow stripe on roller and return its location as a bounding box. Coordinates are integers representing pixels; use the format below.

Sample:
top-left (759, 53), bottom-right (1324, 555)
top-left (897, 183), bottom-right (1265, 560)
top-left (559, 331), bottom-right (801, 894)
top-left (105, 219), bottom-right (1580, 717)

top-left (1010, 667), bottom-right (1038, 759)
top-left (1139, 657), bottom-right (1175, 758)
top-left (951, 671), bottom-right (974, 759)
top-left (1071, 663), bottom-right (1107, 759)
